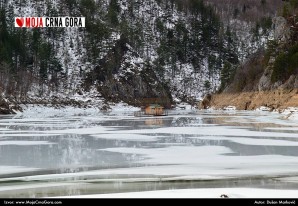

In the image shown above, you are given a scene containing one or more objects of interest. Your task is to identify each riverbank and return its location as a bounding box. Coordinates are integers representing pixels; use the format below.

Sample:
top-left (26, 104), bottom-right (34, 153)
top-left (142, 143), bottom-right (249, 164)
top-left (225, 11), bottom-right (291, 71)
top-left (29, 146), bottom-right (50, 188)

top-left (0, 94), bottom-right (139, 115)
top-left (210, 89), bottom-right (298, 111)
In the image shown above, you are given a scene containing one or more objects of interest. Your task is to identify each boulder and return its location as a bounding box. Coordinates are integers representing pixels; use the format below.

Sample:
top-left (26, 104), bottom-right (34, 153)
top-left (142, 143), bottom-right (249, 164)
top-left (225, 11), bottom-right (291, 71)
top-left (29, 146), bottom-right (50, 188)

top-left (273, 17), bottom-right (291, 43)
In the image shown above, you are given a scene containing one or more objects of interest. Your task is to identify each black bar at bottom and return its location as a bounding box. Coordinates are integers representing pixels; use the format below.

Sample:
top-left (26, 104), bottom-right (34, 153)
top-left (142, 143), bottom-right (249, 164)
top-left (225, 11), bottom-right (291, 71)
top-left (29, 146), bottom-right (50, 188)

top-left (0, 198), bottom-right (297, 205)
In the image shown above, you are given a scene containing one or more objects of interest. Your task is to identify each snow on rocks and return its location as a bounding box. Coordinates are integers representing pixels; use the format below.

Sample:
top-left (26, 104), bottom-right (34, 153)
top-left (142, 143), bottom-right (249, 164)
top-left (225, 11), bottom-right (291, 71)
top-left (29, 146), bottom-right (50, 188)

top-left (280, 107), bottom-right (298, 121)
top-left (256, 106), bottom-right (271, 112)
top-left (109, 102), bottom-right (140, 112)
top-left (175, 102), bottom-right (193, 110)
top-left (19, 105), bottom-right (101, 118)
top-left (223, 106), bottom-right (236, 111)
top-left (19, 101), bottom-right (139, 118)
top-left (288, 113), bottom-right (298, 121)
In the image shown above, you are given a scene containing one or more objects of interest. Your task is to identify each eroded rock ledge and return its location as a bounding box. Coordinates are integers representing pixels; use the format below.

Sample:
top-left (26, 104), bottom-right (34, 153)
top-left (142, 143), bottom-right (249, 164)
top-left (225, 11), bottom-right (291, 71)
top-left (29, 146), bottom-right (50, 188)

top-left (209, 89), bottom-right (298, 110)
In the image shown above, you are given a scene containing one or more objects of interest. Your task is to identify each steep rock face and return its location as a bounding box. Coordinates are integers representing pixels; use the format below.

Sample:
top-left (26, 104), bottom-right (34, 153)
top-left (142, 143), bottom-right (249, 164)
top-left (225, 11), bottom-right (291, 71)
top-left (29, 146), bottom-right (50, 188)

top-left (274, 17), bottom-right (291, 43)
top-left (226, 15), bottom-right (296, 92)
top-left (256, 16), bottom-right (294, 93)
top-left (210, 13), bottom-right (298, 110)
top-left (258, 16), bottom-right (297, 91)
top-left (0, 98), bottom-right (12, 114)
top-left (258, 57), bottom-right (274, 91)
top-left (83, 37), bottom-right (172, 107)
top-left (0, 97), bottom-right (20, 114)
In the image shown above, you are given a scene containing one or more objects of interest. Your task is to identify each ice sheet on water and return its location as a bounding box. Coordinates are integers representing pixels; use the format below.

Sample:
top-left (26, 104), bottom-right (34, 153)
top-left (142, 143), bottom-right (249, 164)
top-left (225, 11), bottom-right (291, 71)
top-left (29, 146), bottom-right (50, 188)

top-left (276, 176), bottom-right (298, 183)
top-left (40, 120), bottom-right (298, 138)
top-left (0, 110), bottom-right (298, 189)
top-left (91, 126), bottom-right (298, 138)
top-left (0, 182), bottom-right (77, 192)
top-left (187, 136), bottom-right (298, 146)
top-left (265, 127), bottom-right (298, 131)
top-left (0, 166), bottom-right (39, 175)
top-left (101, 145), bottom-right (298, 165)
top-left (0, 133), bottom-right (61, 137)
top-left (92, 134), bottom-right (159, 142)
top-left (0, 141), bottom-right (55, 146)
top-left (0, 128), bottom-right (10, 131)
top-left (101, 146), bottom-right (233, 165)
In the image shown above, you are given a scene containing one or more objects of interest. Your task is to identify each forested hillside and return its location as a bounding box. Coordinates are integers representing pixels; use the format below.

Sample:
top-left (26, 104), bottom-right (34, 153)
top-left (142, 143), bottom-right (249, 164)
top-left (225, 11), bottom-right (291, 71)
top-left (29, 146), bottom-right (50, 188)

top-left (0, 0), bottom-right (284, 113)
top-left (222, 0), bottom-right (298, 93)
top-left (210, 0), bottom-right (298, 110)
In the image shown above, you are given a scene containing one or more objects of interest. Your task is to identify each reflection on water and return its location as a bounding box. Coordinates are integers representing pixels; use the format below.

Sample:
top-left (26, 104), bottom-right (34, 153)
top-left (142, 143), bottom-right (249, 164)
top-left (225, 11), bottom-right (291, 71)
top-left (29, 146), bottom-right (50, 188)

top-left (0, 110), bottom-right (298, 197)
top-left (0, 135), bottom-right (136, 171)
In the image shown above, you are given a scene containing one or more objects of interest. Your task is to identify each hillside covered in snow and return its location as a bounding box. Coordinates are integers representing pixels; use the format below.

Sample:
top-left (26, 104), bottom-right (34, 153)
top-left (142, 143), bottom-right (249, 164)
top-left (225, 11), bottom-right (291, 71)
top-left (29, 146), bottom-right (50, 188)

top-left (209, 1), bottom-right (298, 111)
top-left (0, 0), bottom-right (283, 113)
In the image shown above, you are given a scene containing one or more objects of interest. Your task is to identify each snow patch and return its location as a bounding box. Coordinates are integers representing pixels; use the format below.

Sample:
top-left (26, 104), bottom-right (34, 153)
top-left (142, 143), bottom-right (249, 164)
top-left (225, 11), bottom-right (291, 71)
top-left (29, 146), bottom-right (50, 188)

top-left (0, 141), bottom-right (55, 146)
top-left (20, 105), bottom-right (101, 118)
top-left (93, 134), bottom-right (158, 142)
top-left (223, 106), bottom-right (236, 111)
top-left (256, 106), bottom-right (271, 112)
top-left (0, 166), bottom-right (39, 175)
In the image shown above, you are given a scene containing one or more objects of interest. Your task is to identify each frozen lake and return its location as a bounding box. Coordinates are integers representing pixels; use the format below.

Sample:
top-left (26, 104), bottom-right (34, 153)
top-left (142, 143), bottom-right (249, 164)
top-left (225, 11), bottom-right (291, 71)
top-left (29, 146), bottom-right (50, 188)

top-left (0, 109), bottom-right (298, 197)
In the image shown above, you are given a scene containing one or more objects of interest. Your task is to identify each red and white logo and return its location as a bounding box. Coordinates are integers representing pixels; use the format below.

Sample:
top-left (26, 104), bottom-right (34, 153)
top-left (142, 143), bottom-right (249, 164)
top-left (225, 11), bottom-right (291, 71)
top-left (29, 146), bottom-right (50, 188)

top-left (15, 17), bottom-right (85, 28)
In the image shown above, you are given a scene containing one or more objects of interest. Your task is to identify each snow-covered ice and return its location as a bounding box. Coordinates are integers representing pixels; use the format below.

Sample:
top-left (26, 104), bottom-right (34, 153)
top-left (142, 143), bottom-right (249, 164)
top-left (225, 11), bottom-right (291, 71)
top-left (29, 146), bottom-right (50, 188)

top-left (0, 108), bottom-right (298, 198)
top-left (0, 141), bottom-right (55, 146)
top-left (0, 166), bottom-right (39, 175)
top-left (93, 134), bottom-right (158, 142)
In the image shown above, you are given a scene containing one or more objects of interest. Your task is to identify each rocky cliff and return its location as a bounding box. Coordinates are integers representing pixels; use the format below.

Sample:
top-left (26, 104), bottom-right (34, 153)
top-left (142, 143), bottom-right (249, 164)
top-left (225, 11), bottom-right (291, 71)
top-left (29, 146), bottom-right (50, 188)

top-left (210, 89), bottom-right (298, 110)
top-left (209, 11), bottom-right (298, 110)
top-left (83, 36), bottom-right (172, 107)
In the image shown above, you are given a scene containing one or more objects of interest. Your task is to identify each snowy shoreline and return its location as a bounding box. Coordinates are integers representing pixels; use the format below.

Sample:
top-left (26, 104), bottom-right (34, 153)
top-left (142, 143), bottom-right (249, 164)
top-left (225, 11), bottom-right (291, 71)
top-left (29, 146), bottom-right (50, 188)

top-left (16, 102), bottom-right (298, 121)
top-left (2, 95), bottom-right (298, 122)
top-left (16, 102), bottom-right (140, 118)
